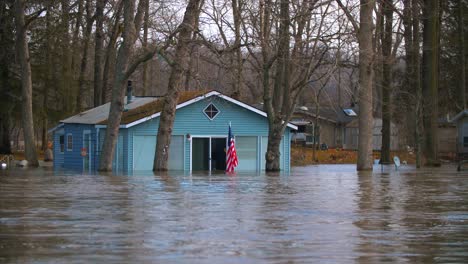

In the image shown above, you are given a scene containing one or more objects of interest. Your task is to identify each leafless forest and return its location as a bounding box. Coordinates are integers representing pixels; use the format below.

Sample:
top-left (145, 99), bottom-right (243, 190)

top-left (0, 0), bottom-right (466, 170)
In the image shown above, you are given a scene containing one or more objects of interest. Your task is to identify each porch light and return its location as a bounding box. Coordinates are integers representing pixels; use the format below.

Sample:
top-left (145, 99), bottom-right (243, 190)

top-left (1, 163), bottom-right (6, 169)
top-left (186, 134), bottom-right (191, 141)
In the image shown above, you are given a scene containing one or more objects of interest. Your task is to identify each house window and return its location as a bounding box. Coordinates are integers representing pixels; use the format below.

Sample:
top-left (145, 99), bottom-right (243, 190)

top-left (464, 137), bottom-right (468, 147)
top-left (67, 134), bottom-right (73, 151)
top-left (59, 135), bottom-right (65, 153)
top-left (204, 104), bottom-right (219, 120)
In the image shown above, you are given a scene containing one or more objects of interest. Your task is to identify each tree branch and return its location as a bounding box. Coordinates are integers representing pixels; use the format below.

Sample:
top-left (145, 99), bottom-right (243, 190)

top-left (335, 0), bottom-right (359, 33)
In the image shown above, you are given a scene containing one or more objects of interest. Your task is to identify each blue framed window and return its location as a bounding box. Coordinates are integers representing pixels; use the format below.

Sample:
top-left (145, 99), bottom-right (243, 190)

top-left (67, 134), bottom-right (73, 151)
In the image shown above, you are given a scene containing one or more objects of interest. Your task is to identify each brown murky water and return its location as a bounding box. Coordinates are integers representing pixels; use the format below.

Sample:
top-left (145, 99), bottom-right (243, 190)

top-left (1, 165), bottom-right (467, 263)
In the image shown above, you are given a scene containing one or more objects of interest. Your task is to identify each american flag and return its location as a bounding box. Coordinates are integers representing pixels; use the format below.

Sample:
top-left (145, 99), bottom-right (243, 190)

top-left (226, 124), bottom-right (238, 172)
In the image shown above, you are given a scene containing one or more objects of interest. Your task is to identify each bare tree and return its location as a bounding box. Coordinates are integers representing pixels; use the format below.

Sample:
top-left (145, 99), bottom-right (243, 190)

top-left (337, 0), bottom-right (376, 170)
top-left (99, 0), bottom-right (147, 171)
top-left (14, 0), bottom-right (40, 166)
top-left (153, 0), bottom-right (204, 171)
top-left (422, 0), bottom-right (441, 166)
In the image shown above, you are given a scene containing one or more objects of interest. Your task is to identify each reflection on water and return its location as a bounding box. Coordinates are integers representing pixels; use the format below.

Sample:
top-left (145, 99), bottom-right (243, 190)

top-left (1, 165), bottom-right (467, 263)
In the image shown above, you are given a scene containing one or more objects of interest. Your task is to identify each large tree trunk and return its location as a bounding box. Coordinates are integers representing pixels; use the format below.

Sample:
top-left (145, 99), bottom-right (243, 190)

top-left (380, 0), bottom-right (393, 164)
top-left (422, 0), bottom-right (440, 166)
top-left (356, 0), bottom-right (375, 171)
top-left (403, 0), bottom-right (423, 168)
top-left (14, 0), bottom-right (39, 166)
top-left (99, 0), bottom-right (146, 171)
top-left (265, 0), bottom-right (290, 172)
top-left (153, 0), bottom-right (203, 171)
top-left (0, 1), bottom-right (13, 155)
top-left (94, 0), bottom-right (106, 107)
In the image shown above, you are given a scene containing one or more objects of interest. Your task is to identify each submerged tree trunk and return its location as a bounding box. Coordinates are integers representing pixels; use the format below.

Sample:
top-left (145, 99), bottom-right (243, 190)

top-left (265, 0), bottom-right (291, 172)
top-left (356, 0), bottom-right (376, 170)
top-left (153, 0), bottom-right (203, 171)
top-left (14, 0), bottom-right (39, 166)
top-left (422, 0), bottom-right (440, 166)
top-left (380, 0), bottom-right (394, 164)
top-left (99, 0), bottom-right (147, 171)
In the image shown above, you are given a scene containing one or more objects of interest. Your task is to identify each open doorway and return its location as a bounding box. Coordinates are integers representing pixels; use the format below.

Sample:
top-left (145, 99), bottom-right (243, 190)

top-left (191, 137), bottom-right (226, 171)
top-left (211, 138), bottom-right (226, 171)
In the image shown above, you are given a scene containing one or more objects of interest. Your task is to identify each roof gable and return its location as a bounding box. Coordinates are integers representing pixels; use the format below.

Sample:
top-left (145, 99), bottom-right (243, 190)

top-left (451, 109), bottom-right (468, 122)
top-left (64, 90), bottom-right (297, 130)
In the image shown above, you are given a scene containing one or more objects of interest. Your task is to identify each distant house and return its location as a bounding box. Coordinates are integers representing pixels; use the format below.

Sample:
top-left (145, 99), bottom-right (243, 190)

top-left (51, 90), bottom-right (297, 172)
top-left (344, 118), bottom-right (400, 151)
top-left (290, 106), bottom-right (402, 151)
top-left (290, 107), bottom-right (338, 148)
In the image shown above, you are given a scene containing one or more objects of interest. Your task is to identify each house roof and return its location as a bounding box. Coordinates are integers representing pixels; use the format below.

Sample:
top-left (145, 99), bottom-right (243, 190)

top-left (450, 109), bottom-right (468, 122)
top-left (61, 97), bottom-right (159, 124)
top-left (59, 90), bottom-right (297, 130)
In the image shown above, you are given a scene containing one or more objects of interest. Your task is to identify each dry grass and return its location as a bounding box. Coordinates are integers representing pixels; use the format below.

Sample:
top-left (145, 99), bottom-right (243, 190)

top-left (291, 145), bottom-right (417, 166)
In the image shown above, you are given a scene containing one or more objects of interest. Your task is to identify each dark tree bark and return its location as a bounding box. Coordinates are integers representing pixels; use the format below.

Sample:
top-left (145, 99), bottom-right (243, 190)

top-left (0, 1), bottom-right (14, 155)
top-left (76, 0), bottom-right (94, 112)
top-left (142, 0), bottom-right (149, 96)
top-left (457, 0), bottom-right (466, 111)
top-left (102, 1), bottom-right (123, 103)
top-left (94, 0), bottom-right (106, 107)
top-left (60, 0), bottom-right (74, 113)
top-left (422, 0), bottom-right (440, 166)
top-left (380, 0), bottom-right (394, 164)
top-left (14, 0), bottom-right (39, 166)
top-left (153, 0), bottom-right (203, 171)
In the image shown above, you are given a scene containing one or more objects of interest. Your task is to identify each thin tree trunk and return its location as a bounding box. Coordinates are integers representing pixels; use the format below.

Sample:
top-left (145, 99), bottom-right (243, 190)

top-left (71, 0), bottom-right (84, 76)
top-left (231, 0), bottom-right (243, 99)
top-left (14, 0), bottom-right (39, 166)
top-left (356, 0), bottom-right (376, 171)
top-left (380, 0), bottom-right (393, 163)
top-left (422, 0), bottom-right (440, 166)
top-left (76, 0), bottom-right (94, 112)
top-left (61, 0), bottom-right (73, 113)
top-left (458, 0), bottom-right (466, 111)
top-left (94, 0), bottom-right (106, 107)
top-left (153, 0), bottom-right (203, 171)
top-left (102, 2), bottom-right (123, 103)
top-left (142, 0), bottom-right (149, 96)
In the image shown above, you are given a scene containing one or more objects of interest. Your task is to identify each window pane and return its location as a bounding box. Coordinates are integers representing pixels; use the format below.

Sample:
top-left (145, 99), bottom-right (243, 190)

top-left (204, 104), bottom-right (219, 119)
top-left (169, 135), bottom-right (184, 170)
top-left (236, 136), bottom-right (257, 171)
top-left (67, 135), bottom-right (73, 151)
top-left (59, 135), bottom-right (65, 153)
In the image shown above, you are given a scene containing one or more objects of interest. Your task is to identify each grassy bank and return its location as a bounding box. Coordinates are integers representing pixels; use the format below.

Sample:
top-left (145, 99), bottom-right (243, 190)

top-left (291, 146), bottom-right (417, 166)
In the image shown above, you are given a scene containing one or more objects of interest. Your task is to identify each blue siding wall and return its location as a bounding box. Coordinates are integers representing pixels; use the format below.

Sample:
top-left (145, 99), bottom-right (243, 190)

top-left (53, 129), bottom-right (64, 169)
top-left (55, 124), bottom-right (96, 171)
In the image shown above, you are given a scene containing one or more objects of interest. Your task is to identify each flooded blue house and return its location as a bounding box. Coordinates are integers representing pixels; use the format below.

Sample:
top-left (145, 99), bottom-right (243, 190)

top-left (51, 90), bottom-right (297, 172)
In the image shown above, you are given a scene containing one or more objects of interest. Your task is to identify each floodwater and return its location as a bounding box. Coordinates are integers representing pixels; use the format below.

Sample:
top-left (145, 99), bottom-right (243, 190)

top-left (1, 165), bottom-right (468, 263)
